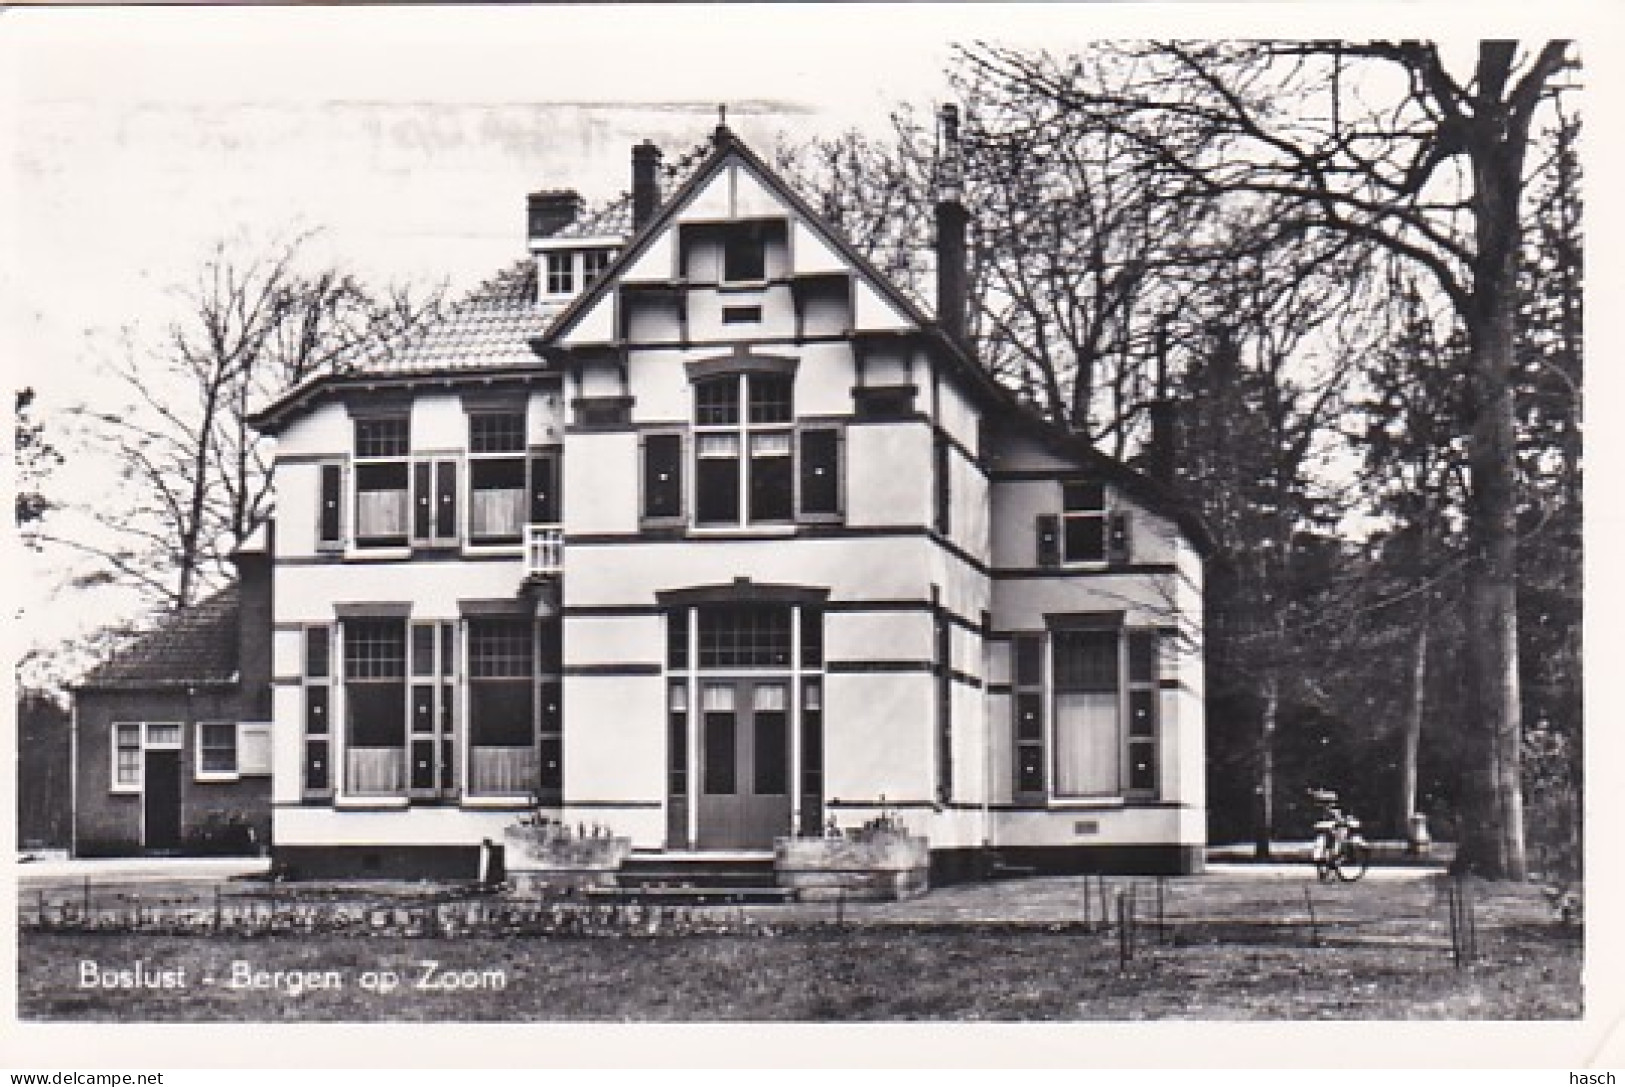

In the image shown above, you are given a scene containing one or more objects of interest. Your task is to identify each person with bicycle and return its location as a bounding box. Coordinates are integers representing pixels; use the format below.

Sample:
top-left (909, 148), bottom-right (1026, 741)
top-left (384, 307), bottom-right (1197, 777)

top-left (1309, 788), bottom-right (1370, 882)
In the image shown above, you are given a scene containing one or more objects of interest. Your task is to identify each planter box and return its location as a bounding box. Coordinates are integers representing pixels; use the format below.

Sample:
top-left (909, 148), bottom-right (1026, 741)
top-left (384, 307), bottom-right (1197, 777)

top-left (774, 833), bottom-right (930, 901)
top-left (503, 826), bottom-right (631, 895)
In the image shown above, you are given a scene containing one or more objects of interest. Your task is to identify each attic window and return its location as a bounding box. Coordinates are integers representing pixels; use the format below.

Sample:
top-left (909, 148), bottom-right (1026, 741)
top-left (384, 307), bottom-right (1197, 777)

top-left (722, 306), bottom-right (762, 325)
top-left (583, 249), bottom-right (613, 286)
top-left (545, 252), bottom-right (574, 295)
top-left (723, 227), bottom-right (767, 283)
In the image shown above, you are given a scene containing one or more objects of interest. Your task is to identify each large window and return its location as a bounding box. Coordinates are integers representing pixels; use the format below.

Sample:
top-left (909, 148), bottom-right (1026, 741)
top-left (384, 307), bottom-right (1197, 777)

top-left (694, 373), bottom-right (794, 525)
top-left (1010, 625), bottom-right (1160, 801)
top-left (353, 417), bottom-right (410, 548)
top-left (344, 618), bottom-right (408, 794)
top-left (467, 615), bottom-right (541, 797)
top-left (1053, 629), bottom-right (1121, 797)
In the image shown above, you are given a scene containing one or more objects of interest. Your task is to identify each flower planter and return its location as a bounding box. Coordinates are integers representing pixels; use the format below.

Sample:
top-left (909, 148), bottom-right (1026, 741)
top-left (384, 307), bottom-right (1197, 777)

top-left (774, 832), bottom-right (930, 901)
top-left (502, 825), bottom-right (632, 895)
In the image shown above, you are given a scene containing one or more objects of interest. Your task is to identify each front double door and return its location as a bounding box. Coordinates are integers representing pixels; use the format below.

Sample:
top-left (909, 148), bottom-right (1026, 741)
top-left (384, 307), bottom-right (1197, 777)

top-left (696, 679), bottom-right (791, 850)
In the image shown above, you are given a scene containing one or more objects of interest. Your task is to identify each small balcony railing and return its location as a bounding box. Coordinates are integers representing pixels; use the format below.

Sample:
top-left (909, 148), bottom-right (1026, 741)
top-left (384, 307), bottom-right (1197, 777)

top-left (525, 523), bottom-right (563, 577)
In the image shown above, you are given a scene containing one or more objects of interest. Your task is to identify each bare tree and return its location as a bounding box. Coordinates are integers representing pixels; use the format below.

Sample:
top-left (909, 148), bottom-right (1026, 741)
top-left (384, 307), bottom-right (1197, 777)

top-left (57, 236), bottom-right (444, 611)
top-left (963, 37), bottom-right (1577, 879)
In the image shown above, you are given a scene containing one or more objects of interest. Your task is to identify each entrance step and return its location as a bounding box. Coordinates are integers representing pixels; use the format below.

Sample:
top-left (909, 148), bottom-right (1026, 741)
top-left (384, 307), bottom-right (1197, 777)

top-left (611, 852), bottom-right (783, 901)
top-left (585, 884), bottom-right (796, 906)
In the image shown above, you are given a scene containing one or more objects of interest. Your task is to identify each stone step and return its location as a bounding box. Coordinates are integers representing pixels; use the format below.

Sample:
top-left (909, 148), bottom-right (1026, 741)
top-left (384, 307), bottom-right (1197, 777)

top-left (586, 884), bottom-right (796, 906)
top-left (616, 854), bottom-right (778, 891)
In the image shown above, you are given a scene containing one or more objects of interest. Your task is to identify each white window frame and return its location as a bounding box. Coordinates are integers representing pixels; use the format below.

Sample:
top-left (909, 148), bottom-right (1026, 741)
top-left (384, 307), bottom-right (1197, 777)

top-left (1060, 481), bottom-right (1109, 567)
top-left (111, 723), bottom-right (144, 794)
top-left (111, 722), bottom-right (182, 794)
top-left (545, 251), bottom-right (575, 296)
top-left (466, 410), bottom-right (530, 550)
top-left (195, 720), bottom-right (240, 782)
top-left (352, 415), bottom-right (412, 552)
top-left (692, 372), bottom-right (795, 528)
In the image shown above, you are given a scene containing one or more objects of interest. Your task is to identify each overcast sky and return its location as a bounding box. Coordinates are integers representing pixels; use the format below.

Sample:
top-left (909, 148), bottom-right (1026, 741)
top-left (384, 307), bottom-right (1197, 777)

top-left (3, 4), bottom-right (1611, 677)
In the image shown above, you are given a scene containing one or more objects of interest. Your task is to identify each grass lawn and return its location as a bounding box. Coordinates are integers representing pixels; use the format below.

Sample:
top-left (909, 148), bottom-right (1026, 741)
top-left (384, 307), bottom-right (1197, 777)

top-left (17, 874), bottom-right (1582, 1021)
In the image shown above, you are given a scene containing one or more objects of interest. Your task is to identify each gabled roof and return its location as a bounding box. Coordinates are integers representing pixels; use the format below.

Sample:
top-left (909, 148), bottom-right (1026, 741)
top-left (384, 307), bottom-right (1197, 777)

top-left (78, 586), bottom-right (241, 691)
top-left (544, 125), bottom-right (941, 347)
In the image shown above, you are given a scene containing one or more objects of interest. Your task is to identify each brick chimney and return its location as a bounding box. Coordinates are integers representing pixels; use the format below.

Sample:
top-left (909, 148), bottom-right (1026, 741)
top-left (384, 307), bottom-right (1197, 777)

top-left (934, 104), bottom-right (968, 347)
top-left (1143, 320), bottom-right (1179, 489)
top-left (632, 141), bottom-right (663, 232)
top-left (230, 522), bottom-right (275, 719)
top-left (528, 189), bottom-right (582, 240)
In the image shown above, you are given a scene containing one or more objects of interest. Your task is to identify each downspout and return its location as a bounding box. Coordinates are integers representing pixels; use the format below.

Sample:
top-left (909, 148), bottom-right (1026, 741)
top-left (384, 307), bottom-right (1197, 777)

top-left (69, 696), bottom-right (79, 857)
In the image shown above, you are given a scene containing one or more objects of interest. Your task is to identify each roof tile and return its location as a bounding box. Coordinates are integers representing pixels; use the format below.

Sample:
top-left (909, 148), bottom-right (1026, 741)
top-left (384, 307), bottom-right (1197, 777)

top-left (80, 585), bottom-right (241, 689)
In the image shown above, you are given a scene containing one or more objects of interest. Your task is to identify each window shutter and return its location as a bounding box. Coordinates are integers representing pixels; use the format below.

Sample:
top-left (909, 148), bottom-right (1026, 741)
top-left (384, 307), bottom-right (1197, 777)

top-left (319, 463), bottom-right (343, 547)
top-left (1108, 511), bottom-right (1131, 565)
top-left (435, 460), bottom-right (459, 541)
top-left (1036, 514), bottom-right (1060, 567)
top-left (411, 461), bottom-right (433, 543)
top-left (237, 722), bottom-right (273, 776)
top-left (643, 433), bottom-right (683, 519)
top-left (798, 427), bottom-right (841, 516)
top-left (529, 453), bottom-right (558, 524)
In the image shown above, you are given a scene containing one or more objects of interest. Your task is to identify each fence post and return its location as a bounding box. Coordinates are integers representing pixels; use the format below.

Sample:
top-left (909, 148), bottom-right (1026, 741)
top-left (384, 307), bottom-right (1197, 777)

top-left (214, 885), bottom-right (222, 933)
top-left (1116, 890), bottom-right (1130, 970)
top-left (1083, 875), bottom-right (1092, 930)
top-left (1463, 878), bottom-right (1478, 962)
top-left (1157, 876), bottom-right (1167, 945)
top-left (83, 876), bottom-right (91, 923)
top-left (1303, 885), bottom-right (1319, 947)
top-left (1447, 878), bottom-right (1461, 968)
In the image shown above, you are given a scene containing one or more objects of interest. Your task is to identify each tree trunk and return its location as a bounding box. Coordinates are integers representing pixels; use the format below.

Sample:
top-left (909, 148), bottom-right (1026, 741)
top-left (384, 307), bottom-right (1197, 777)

top-left (1254, 672), bottom-right (1279, 861)
top-left (1457, 119), bottom-right (1529, 881)
top-left (1401, 615), bottom-right (1428, 831)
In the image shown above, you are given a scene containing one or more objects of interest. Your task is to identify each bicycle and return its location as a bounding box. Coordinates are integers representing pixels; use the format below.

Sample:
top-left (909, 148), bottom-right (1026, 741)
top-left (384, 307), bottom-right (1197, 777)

top-left (1309, 788), bottom-right (1370, 882)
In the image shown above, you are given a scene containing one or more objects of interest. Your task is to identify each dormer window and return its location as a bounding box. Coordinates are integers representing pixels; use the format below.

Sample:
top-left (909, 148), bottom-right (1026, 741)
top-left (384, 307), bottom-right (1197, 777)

top-left (545, 252), bottom-right (575, 296)
top-left (583, 249), bottom-right (613, 286)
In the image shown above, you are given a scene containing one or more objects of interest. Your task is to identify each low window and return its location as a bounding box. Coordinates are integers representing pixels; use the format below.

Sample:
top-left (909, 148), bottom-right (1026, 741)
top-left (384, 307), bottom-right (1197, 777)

top-left (113, 724), bottom-right (142, 791)
top-left (197, 722), bottom-right (238, 779)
